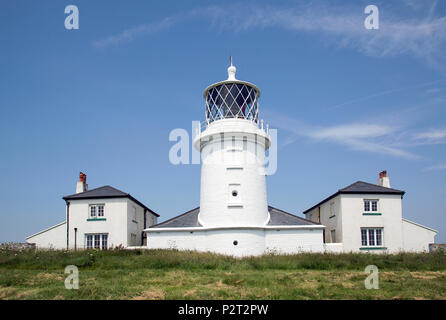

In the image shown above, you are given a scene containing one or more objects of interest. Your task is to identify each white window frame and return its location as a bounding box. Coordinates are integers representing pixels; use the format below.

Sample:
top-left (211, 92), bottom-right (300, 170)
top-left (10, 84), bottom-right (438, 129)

top-left (360, 228), bottom-right (383, 247)
top-left (89, 204), bottom-right (105, 219)
top-left (363, 199), bottom-right (378, 212)
top-left (85, 233), bottom-right (108, 249)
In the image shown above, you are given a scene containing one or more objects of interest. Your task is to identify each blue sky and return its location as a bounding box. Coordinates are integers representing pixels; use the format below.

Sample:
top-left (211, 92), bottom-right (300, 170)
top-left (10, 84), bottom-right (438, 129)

top-left (0, 0), bottom-right (445, 243)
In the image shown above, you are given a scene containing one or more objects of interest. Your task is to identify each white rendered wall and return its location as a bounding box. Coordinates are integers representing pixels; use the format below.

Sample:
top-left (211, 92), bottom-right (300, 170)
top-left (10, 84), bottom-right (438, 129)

top-left (147, 227), bottom-right (324, 257)
top-left (126, 199), bottom-right (149, 246)
top-left (26, 222), bottom-right (67, 249)
top-left (67, 198), bottom-right (128, 249)
top-left (265, 229), bottom-right (324, 253)
top-left (67, 198), bottom-right (156, 249)
top-left (402, 219), bottom-right (437, 252)
top-left (306, 195), bottom-right (342, 244)
top-left (195, 119), bottom-right (270, 228)
top-left (340, 194), bottom-right (403, 253)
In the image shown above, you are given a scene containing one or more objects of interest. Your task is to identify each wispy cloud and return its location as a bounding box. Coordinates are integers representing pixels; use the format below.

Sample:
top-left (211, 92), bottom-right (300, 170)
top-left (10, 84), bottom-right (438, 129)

top-left (93, 2), bottom-right (446, 70)
top-left (326, 79), bottom-right (446, 110)
top-left (413, 129), bottom-right (446, 145)
top-left (263, 110), bottom-right (420, 159)
top-left (423, 163), bottom-right (446, 171)
top-left (93, 15), bottom-right (181, 48)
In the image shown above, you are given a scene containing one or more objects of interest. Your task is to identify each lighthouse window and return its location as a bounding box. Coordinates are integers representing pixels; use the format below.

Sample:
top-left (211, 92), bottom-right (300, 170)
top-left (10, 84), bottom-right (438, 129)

top-left (232, 190), bottom-right (238, 197)
top-left (205, 83), bottom-right (259, 124)
top-left (233, 240), bottom-right (238, 246)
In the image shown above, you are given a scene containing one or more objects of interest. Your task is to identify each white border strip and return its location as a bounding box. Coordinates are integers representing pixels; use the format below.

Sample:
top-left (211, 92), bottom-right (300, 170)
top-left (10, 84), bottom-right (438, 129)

top-left (145, 224), bottom-right (325, 233)
top-left (26, 221), bottom-right (67, 240)
top-left (402, 218), bottom-right (437, 233)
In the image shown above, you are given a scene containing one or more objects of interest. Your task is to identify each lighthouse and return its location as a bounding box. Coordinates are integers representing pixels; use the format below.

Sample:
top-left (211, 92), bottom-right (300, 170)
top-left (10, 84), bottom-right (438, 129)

top-left (146, 61), bottom-right (324, 257)
top-left (194, 59), bottom-right (271, 228)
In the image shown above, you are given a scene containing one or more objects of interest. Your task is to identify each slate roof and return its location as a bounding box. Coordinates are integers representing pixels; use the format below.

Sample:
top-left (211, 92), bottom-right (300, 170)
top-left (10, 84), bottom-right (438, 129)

top-left (149, 206), bottom-right (318, 229)
top-left (63, 185), bottom-right (159, 217)
top-left (303, 181), bottom-right (405, 214)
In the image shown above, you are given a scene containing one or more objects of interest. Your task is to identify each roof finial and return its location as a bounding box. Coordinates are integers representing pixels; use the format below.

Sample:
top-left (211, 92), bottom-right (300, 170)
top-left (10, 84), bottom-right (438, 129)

top-left (227, 56), bottom-right (236, 80)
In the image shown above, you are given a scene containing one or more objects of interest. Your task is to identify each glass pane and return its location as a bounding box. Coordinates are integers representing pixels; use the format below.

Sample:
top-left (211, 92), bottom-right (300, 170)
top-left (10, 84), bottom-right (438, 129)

top-left (376, 229), bottom-right (382, 246)
top-left (91, 206), bottom-right (97, 218)
top-left (94, 235), bottom-right (100, 248)
top-left (364, 200), bottom-right (370, 212)
top-left (361, 229), bottom-right (367, 246)
top-left (101, 234), bottom-right (108, 249)
top-left (368, 229), bottom-right (375, 246)
top-left (205, 83), bottom-right (258, 123)
top-left (86, 235), bottom-right (92, 249)
top-left (371, 201), bottom-right (377, 211)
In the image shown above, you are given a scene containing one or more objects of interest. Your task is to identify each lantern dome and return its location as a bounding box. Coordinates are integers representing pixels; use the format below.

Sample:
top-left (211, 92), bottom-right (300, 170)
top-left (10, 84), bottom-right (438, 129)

top-left (203, 60), bottom-right (261, 124)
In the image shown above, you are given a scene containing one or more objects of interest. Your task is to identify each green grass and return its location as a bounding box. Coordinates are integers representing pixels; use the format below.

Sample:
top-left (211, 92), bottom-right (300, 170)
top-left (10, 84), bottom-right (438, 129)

top-left (0, 248), bottom-right (445, 300)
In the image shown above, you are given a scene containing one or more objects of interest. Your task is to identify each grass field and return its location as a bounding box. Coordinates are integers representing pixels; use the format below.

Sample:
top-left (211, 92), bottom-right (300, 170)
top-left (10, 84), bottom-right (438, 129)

top-left (0, 248), bottom-right (445, 300)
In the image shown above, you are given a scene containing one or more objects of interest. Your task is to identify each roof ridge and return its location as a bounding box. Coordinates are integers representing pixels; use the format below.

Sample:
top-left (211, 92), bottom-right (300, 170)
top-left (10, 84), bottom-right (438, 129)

top-left (339, 180), bottom-right (362, 192)
top-left (342, 180), bottom-right (404, 192)
top-left (150, 207), bottom-right (200, 228)
top-left (268, 205), bottom-right (319, 225)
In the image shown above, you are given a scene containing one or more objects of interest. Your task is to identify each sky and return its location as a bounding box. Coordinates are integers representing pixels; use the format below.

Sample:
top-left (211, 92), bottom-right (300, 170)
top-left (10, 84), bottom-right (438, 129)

top-left (0, 0), bottom-right (445, 243)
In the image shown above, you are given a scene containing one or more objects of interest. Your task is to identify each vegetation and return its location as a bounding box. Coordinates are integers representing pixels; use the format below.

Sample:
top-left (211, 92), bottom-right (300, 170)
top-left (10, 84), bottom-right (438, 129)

top-left (0, 248), bottom-right (445, 299)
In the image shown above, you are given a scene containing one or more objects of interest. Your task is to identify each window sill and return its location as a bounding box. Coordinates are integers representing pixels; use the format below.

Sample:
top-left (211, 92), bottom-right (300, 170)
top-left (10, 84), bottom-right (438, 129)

top-left (360, 247), bottom-right (387, 250)
top-left (329, 215), bottom-right (336, 219)
top-left (87, 218), bottom-right (106, 221)
top-left (362, 213), bottom-right (382, 216)
top-left (132, 220), bottom-right (138, 224)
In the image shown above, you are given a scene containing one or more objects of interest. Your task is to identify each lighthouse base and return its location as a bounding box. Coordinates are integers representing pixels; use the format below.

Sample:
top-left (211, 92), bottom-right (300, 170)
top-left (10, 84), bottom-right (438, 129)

top-left (145, 206), bottom-right (325, 257)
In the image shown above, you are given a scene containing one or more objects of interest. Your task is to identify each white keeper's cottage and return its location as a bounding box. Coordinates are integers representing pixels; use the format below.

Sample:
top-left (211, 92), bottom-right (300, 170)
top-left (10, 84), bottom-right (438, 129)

top-left (304, 171), bottom-right (437, 253)
top-left (26, 62), bottom-right (438, 255)
top-left (26, 172), bottom-right (159, 249)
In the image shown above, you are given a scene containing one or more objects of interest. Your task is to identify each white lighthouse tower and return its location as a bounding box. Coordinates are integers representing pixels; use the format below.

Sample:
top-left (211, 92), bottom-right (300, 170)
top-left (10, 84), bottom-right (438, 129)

top-left (146, 61), bottom-right (324, 257)
top-left (194, 59), bottom-right (271, 228)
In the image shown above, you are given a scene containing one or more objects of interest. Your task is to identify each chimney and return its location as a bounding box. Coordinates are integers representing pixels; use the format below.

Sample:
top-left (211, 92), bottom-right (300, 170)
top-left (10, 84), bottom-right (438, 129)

top-left (75, 172), bottom-right (88, 193)
top-left (377, 170), bottom-right (390, 188)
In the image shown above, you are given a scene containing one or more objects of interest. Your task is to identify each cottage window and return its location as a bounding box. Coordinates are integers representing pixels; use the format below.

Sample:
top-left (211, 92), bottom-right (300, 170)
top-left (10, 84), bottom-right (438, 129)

top-left (360, 228), bottom-right (383, 247)
top-left (361, 229), bottom-right (367, 246)
top-left (85, 233), bottom-right (108, 249)
top-left (89, 204), bottom-right (105, 219)
top-left (364, 200), bottom-right (378, 212)
top-left (90, 206), bottom-right (96, 218)
top-left (98, 205), bottom-right (104, 217)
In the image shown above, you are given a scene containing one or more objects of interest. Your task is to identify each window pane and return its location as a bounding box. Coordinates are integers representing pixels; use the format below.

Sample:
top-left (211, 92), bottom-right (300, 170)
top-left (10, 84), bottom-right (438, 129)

top-left (364, 200), bottom-right (370, 212)
top-left (86, 235), bottom-right (92, 249)
top-left (98, 205), bottom-right (104, 217)
top-left (101, 234), bottom-right (108, 249)
top-left (368, 229), bottom-right (375, 246)
top-left (94, 235), bottom-right (100, 248)
top-left (376, 229), bottom-right (382, 246)
top-left (361, 229), bottom-right (368, 246)
top-left (371, 201), bottom-right (378, 211)
top-left (90, 206), bottom-right (96, 218)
